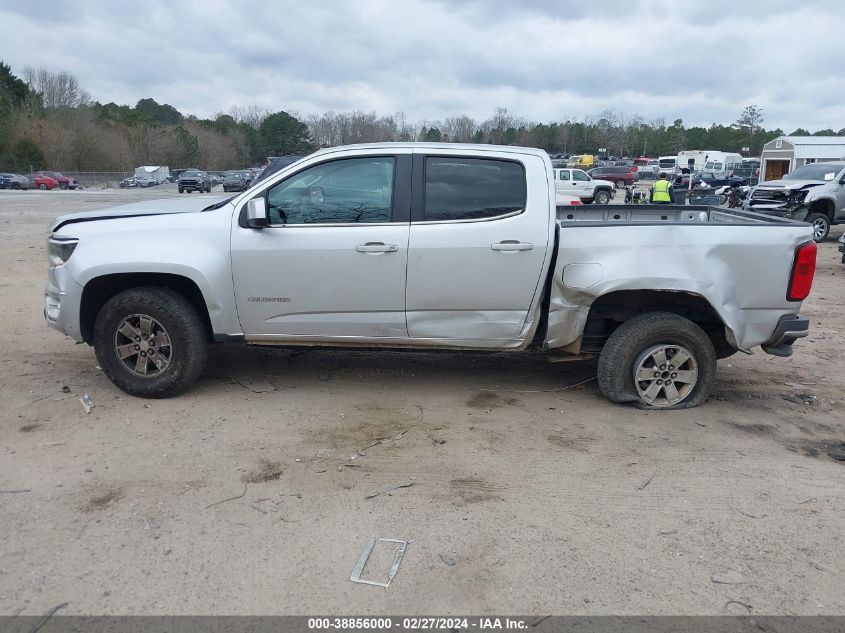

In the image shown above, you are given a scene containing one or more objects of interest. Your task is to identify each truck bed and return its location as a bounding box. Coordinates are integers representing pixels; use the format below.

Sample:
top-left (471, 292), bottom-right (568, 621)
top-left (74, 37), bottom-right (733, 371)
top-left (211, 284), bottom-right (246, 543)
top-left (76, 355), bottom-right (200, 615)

top-left (545, 203), bottom-right (815, 354)
top-left (556, 204), bottom-right (806, 227)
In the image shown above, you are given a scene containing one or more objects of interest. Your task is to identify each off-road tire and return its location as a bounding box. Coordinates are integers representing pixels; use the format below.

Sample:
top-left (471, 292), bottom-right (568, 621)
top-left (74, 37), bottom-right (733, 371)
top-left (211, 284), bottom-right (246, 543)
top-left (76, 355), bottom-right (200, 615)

top-left (93, 287), bottom-right (208, 398)
top-left (594, 189), bottom-right (611, 205)
top-left (805, 212), bottom-right (830, 242)
top-left (597, 311), bottom-right (717, 409)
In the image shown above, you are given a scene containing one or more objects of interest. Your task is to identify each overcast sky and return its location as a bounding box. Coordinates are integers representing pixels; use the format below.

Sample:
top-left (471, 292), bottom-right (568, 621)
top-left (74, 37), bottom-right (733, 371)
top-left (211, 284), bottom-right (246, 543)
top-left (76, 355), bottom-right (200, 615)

top-left (2, 0), bottom-right (843, 131)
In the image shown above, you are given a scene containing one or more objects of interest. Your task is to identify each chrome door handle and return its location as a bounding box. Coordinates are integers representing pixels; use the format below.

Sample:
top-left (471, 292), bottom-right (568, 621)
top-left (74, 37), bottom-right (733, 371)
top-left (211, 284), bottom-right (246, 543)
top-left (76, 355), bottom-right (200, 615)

top-left (491, 241), bottom-right (534, 251)
top-left (356, 242), bottom-right (398, 253)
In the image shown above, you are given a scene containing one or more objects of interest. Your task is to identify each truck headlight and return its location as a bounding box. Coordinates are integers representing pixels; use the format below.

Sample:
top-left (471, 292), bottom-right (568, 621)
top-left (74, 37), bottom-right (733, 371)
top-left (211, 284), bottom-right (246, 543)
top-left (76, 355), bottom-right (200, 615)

top-left (48, 237), bottom-right (78, 266)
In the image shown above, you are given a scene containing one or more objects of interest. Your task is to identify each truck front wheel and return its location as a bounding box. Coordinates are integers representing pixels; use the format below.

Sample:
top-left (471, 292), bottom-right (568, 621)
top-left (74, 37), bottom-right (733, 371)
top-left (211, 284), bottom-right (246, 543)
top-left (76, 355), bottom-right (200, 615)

top-left (597, 311), bottom-right (716, 409)
top-left (805, 212), bottom-right (830, 242)
top-left (93, 287), bottom-right (208, 398)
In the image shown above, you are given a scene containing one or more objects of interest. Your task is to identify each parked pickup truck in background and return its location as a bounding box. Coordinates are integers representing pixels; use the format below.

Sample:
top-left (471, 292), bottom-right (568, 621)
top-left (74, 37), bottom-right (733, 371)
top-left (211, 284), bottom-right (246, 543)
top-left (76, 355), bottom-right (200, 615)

top-left (45, 143), bottom-right (816, 409)
top-left (745, 161), bottom-right (845, 242)
top-left (554, 168), bottom-right (616, 204)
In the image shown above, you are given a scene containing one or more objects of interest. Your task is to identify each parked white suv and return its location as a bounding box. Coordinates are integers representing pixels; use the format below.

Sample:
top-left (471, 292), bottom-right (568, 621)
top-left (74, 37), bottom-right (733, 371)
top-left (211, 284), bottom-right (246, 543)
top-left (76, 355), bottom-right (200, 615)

top-left (553, 168), bottom-right (615, 204)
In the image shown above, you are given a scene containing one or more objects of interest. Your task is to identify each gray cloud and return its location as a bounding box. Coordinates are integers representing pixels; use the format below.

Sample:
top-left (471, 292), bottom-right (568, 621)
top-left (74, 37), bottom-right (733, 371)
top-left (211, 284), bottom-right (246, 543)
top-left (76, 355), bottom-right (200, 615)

top-left (1, 0), bottom-right (843, 131)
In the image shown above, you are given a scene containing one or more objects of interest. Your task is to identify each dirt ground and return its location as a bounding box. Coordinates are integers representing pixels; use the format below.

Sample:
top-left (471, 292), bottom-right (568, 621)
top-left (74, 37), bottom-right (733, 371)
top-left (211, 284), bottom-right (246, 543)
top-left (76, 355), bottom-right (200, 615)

top-left (0, 186), bottom-right (843, 616)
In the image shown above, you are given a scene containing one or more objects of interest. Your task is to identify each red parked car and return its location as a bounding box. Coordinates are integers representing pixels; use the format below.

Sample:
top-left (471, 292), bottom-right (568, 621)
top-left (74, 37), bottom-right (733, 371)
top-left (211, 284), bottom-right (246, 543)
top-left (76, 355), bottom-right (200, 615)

top-left (587, 166), bottom-right (639, 187)
top-left (31, 174), bottom-right (60, 190)
top-left (34, 171), bottom-right (80, 190)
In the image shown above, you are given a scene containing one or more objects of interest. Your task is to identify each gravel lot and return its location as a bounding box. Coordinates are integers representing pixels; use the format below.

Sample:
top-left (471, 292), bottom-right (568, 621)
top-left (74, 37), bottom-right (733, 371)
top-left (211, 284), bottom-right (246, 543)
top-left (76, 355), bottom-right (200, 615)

top-left (0, 186), bottom-right (843, 616)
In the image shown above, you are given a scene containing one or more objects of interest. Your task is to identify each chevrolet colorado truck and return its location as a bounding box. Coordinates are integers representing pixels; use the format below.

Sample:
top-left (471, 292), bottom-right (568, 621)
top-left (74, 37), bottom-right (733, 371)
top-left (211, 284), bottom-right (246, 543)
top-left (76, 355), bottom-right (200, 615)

top-left (45, 143), bottom-right (816, 409)
top-left (745, 161), bottom-right (845, 242)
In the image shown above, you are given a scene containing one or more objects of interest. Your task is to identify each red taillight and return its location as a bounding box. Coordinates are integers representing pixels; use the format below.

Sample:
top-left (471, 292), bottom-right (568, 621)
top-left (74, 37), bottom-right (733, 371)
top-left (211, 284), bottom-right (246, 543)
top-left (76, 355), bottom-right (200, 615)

top-left (570, 200), bottom-right (583, 205)
top-left (787, 241), bottom-right (817, 301)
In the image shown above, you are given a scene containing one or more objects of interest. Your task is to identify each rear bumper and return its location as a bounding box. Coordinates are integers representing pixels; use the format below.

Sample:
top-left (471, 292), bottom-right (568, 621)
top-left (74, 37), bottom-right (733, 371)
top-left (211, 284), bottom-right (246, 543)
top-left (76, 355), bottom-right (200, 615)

top-left (761, 314), bottom-right (809, 357)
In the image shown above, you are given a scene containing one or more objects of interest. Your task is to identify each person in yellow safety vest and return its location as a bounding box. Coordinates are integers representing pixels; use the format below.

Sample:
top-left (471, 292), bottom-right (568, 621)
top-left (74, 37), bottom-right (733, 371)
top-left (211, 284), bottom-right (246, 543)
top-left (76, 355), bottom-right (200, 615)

top-left (650, 172), bottom-right (674, 204)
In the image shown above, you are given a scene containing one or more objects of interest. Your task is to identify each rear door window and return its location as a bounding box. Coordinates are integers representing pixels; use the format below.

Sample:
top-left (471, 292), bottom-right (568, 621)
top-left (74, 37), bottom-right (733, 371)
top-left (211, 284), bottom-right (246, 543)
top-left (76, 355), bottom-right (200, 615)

top-left (422, 157), bottom-right (526, 221)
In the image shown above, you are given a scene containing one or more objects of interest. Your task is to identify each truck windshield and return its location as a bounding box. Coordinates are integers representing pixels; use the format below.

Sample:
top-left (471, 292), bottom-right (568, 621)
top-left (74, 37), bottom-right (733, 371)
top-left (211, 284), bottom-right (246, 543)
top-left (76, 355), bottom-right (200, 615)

top-left (783, 163), bottom-right (845, 181)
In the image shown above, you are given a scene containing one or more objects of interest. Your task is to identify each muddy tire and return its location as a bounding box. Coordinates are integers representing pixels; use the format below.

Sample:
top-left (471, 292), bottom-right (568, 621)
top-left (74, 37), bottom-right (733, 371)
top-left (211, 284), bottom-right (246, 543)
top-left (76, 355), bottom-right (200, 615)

top-left (597, 311), bottom-right (716, 409)
top-left (93, 287), bottom-right (208, 398)
top-left (805, 212), bottom-right (830, 242)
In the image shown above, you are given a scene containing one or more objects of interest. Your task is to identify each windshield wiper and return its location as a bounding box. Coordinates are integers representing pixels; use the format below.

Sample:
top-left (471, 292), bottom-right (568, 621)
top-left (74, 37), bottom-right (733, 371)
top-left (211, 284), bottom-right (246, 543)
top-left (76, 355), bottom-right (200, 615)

top-left (202, 196), bottom-right (235, 211)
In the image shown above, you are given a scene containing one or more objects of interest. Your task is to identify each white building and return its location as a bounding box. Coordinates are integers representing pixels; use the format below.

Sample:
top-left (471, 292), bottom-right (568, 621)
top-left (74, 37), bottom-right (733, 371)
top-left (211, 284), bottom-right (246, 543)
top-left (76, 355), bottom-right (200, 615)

top-left (134, 165), bottom-right (171, 183)
top-left (760, 136), bottom-right (845, 182)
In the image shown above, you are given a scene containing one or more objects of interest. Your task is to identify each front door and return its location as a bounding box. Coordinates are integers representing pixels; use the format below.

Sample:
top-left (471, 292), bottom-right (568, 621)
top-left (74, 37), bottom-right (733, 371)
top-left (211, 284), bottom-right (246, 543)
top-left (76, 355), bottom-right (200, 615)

top-left (571, 169), bottom-right (593, 196)
top-left (231, 153), bottom-right (412, 340)
top-left (405, 153), bottom-right (550, 343)
top-left (765, 159), bottom-right (789, 181)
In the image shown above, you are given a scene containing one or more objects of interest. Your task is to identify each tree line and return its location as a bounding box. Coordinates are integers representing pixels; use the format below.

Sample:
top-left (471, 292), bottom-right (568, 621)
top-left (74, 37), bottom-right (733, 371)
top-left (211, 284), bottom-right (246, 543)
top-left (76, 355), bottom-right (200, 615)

top-left (2, 63), bottom-right (844, 173)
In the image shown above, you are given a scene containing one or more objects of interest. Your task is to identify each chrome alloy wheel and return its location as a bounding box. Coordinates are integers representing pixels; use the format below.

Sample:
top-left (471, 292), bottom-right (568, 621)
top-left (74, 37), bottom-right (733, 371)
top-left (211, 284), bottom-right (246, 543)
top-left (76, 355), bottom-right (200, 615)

top-left (113, 314), bottom-right (172, 377)
top-left (812, 216), bottom-right (828, 241)
top-left (633, 344), bottom-right (698, 407)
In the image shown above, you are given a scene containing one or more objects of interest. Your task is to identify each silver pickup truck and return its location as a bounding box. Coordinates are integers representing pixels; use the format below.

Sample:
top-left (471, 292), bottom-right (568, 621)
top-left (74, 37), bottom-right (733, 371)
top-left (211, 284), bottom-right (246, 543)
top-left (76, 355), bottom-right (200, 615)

top-left (45, 143), bottom-right (817, 409)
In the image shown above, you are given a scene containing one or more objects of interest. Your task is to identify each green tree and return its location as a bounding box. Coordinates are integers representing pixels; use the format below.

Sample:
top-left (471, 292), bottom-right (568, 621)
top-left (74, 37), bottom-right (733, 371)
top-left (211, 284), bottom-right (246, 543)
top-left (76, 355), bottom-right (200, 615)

top-left (3, 138), bottom-right (44, 171)
top-left (790, 128), bottom-right (810, 136)
top-left (421, 126), bottom-right (442, 142)
top-left (135, 98), bottom-right (183, 125)
top-left (173, 126), bottom-right (198, 165)
top-left (258, 111), bottom-right (312, 156)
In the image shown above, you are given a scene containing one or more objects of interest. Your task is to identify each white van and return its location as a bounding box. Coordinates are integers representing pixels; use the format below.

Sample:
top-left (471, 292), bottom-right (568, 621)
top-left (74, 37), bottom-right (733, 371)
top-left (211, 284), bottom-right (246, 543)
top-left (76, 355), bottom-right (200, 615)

top-left (703, 152), bottom-right (744, 172)
top-left (657, 155), bottom-right (678, 174)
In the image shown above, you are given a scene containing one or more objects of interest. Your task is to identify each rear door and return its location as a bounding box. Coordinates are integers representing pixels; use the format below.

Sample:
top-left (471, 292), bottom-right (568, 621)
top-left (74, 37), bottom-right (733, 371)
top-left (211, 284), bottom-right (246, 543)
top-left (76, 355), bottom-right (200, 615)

top-left (405, 151), bottom-right (551, 343)
top-left (555, 169), bottom-right (577, 196)
top-left (231, 151), bottom-right (412, 340)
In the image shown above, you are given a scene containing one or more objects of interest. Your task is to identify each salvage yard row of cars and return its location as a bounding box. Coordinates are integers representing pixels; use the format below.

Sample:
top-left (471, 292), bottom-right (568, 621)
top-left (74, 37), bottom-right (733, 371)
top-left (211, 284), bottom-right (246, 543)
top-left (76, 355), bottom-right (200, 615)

top-left (0, 171), bottom-right (81, 190)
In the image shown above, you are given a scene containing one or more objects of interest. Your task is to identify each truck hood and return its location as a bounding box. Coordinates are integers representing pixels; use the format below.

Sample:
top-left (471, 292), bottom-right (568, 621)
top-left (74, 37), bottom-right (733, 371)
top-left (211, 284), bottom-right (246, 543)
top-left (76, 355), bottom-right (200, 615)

top-left (755, 179), bottom-right (825, 191)
top-left (50, 196), bottom-right (228, 231)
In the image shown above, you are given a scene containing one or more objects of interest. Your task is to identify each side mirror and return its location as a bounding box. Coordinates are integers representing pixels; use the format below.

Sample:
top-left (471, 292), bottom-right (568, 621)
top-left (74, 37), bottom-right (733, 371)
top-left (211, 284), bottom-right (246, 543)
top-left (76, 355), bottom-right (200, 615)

top-left (246, 197), bottom-right (268, 229)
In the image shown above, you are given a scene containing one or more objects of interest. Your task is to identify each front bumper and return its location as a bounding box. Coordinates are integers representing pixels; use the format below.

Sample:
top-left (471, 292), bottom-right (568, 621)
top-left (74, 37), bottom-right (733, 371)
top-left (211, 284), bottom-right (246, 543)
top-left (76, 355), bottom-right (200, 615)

top-left (44, 265), bottom-right (85, 342)
top-left (761, 314), bottom-right (809, 357)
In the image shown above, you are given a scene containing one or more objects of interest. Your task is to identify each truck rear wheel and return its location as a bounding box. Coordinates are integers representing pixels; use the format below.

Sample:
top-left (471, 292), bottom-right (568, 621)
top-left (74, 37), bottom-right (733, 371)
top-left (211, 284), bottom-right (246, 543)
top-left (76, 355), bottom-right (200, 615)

top-left (93, 287), bottom-right (208, 398)
top-left (594, 190), bottom-right (611, 204)
top-left (597, 311), bottom-right (716, 409)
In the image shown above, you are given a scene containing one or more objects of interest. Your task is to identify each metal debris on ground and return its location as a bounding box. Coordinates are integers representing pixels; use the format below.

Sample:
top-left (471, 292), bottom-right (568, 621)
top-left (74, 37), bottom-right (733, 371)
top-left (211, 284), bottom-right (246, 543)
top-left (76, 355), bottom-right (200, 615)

top-left (365, 478), bottom-right (415, 499)
top-left (658, 529), bottom-right (678, 536)
top-left (737, 509), bottom-right (767, 519)
top-left (358, 429), bottom-right (408, 455)
top-left (782, 393), bottom-right (817, 406)
top-left (439, 553), bottom-right (456, 566)
top-left (79, 393), bottom-right (94, 414)
top-left (711, 571), bottom-right (750, 585)
top-left (426, 433), bottom-right (446, 445)
top-left (637, 473), bottom-right (656, 490)
top-left (350, 537), bottom-right (411, 588)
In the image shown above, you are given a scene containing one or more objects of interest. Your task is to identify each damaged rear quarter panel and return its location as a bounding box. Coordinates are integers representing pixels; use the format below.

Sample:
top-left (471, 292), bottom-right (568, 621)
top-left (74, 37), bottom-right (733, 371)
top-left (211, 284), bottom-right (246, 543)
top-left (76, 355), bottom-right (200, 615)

top-left (545, 223), bottom-right (814, 351)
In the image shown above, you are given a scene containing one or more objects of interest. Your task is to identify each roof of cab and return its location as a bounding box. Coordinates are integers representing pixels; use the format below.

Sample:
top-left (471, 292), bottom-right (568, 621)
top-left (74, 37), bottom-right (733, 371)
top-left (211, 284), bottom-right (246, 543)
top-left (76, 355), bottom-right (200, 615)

top-left (310, 142), bottom-right (549, 158)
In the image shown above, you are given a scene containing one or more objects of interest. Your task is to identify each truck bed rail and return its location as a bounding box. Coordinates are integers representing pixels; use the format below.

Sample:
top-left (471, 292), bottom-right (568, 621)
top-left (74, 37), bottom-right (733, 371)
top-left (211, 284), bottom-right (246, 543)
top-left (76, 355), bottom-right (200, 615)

top-left (556, 204), bottom-right (806, 227)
